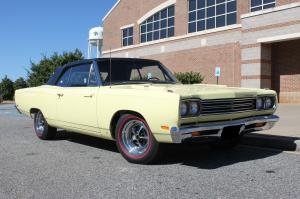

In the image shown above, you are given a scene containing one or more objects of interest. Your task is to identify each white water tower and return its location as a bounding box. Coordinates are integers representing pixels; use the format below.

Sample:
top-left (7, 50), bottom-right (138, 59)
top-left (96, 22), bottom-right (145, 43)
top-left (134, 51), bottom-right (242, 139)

top-left (88, 27), bottom-right (103, 58)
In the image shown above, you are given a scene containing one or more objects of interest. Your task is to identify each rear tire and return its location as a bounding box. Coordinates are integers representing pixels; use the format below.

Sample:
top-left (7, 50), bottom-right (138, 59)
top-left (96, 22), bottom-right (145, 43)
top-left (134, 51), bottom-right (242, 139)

top-left (115, 114), bottom-right (159, 164)
top-left (34, 111), bottom-right (57, 140)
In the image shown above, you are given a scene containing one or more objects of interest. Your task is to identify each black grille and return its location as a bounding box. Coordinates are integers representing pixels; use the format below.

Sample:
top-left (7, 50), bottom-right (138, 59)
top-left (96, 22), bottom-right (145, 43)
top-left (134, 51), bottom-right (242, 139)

top-left (201, 98), bottom-right (256, 115)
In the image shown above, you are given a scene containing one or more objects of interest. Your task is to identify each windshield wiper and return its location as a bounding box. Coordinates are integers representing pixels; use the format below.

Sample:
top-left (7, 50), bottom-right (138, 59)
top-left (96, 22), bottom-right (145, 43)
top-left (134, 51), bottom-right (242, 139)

top-left (103, 80), bottom-right (177, 86)
top-left (104, 81), bottom-right (149, 86)
top-left (148, 80), bottom-right (176, 84)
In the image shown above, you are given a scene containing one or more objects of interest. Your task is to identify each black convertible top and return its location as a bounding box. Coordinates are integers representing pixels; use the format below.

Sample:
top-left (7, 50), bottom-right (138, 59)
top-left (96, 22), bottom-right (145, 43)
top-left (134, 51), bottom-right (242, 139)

top-left (46, 58), bottom-right (160, 85)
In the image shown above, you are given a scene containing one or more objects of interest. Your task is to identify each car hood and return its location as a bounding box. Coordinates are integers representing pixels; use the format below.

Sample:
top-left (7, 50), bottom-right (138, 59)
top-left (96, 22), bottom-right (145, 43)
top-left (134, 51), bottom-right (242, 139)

top-left (111, 83), bottom-right (275, 99)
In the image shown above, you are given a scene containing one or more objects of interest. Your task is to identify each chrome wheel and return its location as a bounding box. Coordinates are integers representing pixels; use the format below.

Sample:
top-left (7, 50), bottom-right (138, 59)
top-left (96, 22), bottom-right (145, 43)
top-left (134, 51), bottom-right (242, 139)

top-left (121, 120), bottom-right (149, 155)
top-left (116, 114), bottom-right (159, 164)
top-left (33, 111), bottom-right (57, 140)
top-left (35, 112), bottom-right (45, 136)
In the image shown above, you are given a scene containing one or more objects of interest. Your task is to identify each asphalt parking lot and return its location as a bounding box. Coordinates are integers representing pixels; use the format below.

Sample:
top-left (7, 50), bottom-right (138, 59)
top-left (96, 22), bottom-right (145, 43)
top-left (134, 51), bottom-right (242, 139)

top-left (0, 104), bottom-right (299, 198)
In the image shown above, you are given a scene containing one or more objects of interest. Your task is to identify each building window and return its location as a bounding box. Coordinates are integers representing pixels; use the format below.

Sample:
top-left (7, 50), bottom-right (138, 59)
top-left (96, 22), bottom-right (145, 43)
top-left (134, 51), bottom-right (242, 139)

top-left (122, 27), bottom-right (133, 47)
top-left (188, 0), bottom-right (237, 33)
top-left (251, 0), bottom-right (276, 12)
top-left (140, 5), bottom-right (175, 43)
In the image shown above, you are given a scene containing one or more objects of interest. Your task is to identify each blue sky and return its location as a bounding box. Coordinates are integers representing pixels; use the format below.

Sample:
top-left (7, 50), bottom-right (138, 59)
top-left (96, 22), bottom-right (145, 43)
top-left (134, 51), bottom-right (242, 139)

top-left (0, 0), bottom-right (116, 81)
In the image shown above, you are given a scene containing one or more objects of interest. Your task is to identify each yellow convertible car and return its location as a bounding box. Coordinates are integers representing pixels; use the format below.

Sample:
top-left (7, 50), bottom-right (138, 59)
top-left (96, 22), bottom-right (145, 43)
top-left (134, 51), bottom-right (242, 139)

top-left (15, 58), bottom-right (279, 164)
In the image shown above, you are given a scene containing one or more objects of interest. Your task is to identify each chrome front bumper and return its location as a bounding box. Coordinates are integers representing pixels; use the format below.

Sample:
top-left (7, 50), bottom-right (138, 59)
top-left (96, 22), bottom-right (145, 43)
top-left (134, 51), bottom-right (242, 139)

top-left (170, 115), bottom-right (279, 143)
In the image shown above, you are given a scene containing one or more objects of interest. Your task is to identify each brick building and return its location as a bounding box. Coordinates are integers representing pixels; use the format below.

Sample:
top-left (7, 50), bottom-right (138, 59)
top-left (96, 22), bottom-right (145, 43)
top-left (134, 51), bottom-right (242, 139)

top-left (101, 0), bottom-right (300, 103)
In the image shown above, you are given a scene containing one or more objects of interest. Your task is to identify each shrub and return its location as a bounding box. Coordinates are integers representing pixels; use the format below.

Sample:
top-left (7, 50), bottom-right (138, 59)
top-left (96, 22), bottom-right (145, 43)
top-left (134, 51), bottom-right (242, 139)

top-left (14, 77), bottom-right (28, 90)
top-left (175, 71), bottom-right (204, 84)
top-left (27, 49), bottom-right (83, 87)
top-left (0, 76), bottom-right (14, 100)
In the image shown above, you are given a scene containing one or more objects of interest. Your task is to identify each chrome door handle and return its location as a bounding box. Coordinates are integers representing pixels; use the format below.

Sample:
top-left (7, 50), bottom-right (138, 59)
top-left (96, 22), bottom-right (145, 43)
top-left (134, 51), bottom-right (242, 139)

top-left (57, 93), bottom-right (64, 97)
top-left (84, 94), bottom-right (93, 98)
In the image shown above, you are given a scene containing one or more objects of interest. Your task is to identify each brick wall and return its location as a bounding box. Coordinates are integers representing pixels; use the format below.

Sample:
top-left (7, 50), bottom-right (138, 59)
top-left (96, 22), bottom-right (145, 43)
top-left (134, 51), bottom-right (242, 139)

top-left (102, 0), bottom-right (300, 103)
top-left (240, 3), bottom-right (300, 90)
top-left (103, 0), bottom-right (298, 51)
top-left (103, 0), bottom-right (251, 51)
top-left (103, 26), bottom-right (242, 86)
top-left (237, 0), bottom-right (250, 23)
top-left (103, 0), bottom-right (168, 51)
top-left (144, 43), bottom-right (241, 86)
top-left (272, 39), bottom-right (300, 103)
top-left (174, 0), bottom-right (188, 36)
top-left (277, 0), bottom-right (300, 6)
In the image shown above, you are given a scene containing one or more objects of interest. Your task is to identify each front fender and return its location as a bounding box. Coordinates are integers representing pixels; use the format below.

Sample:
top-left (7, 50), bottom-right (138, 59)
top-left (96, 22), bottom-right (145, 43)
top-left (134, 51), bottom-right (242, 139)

top-left (98, 87), bottom-right (180, 143)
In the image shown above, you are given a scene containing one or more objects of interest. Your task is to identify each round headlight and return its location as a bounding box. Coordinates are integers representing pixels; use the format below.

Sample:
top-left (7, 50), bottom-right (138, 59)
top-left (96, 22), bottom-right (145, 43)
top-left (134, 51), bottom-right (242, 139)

top-left (189, 101), bottom-right (199, 115)
top-left (180, 102), bottom-right (188, 116)
top-left (264, 97), bottom-right (273, 109)
top-left (256, 98), bottom-right (263, 110)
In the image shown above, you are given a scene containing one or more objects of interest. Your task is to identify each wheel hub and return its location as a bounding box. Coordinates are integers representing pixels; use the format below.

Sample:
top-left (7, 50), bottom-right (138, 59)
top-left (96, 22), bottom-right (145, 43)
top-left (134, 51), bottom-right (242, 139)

top-left (35, 112), bottom-right (45, 135)
top-left (121, 120), bottom-right (149, 155)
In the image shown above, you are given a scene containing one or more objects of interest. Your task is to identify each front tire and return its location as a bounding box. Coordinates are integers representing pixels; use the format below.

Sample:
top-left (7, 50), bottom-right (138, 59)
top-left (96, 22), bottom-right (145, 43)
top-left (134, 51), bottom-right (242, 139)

top-left (115, 114), bottom-right (159, 164)
top-left (34, 111), bottom-right (57, 140)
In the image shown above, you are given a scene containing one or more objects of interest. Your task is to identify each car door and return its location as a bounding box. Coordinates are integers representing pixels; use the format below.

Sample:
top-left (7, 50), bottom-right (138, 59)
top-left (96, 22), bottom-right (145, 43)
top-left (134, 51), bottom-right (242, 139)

top-left (56, 62), bottom-right (100, 133)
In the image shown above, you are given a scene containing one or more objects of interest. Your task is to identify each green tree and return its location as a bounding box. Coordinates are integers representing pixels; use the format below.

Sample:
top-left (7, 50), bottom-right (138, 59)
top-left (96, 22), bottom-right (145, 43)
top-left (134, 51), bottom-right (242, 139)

top-left (27, 49), bottom-right (83, 87)
top-left (0, 76), bottom-right (14, 100)
top-left (14, 77), bottom-right (28, 90)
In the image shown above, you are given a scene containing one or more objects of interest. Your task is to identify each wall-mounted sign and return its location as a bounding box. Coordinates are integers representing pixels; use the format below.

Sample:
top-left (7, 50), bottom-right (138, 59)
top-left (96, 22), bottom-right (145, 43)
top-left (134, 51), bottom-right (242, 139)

top-left (215, 67), bottom-right (221, 77)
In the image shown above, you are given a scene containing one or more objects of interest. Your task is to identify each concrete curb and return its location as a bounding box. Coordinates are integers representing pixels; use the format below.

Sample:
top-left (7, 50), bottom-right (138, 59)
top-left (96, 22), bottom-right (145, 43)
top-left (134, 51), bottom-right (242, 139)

top-left (0, 101), bottom-right (15, 105)
top-left (295, 140), bottom-right (300, 152)
top-left (241, 133), bottom-right (300, 152)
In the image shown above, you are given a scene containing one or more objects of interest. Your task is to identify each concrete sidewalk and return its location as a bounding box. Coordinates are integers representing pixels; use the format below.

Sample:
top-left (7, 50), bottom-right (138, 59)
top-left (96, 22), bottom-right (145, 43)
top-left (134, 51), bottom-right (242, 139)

top-left (0, 101), bottom-right (14, 104)
top-left (241, 104), bottom-right (300, 151)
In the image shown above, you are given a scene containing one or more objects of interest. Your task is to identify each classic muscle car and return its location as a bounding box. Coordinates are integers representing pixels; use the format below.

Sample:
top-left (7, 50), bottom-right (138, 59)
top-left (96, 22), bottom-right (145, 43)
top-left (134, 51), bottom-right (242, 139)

top-left (15, 58), bottom-right (279, 164)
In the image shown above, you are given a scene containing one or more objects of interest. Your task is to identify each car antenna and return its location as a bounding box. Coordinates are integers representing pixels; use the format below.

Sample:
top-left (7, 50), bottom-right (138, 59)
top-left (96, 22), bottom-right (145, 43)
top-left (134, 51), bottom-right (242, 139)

top-left (109, 47), bottom-right (112, 88)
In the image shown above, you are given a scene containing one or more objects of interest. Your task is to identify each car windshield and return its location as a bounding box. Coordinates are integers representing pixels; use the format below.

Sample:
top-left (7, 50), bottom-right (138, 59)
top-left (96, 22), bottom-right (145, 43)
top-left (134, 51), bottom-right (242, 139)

top-left (98, 59), bottom-right (178, 85)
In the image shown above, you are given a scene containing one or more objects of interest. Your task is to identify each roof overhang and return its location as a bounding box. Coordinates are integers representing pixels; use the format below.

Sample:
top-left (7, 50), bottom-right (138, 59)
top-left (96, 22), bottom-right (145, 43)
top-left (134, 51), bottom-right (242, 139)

top-left (102, 0), bottom-right (121, 22)
top-left (257, 33), bottom-right (300, 43)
